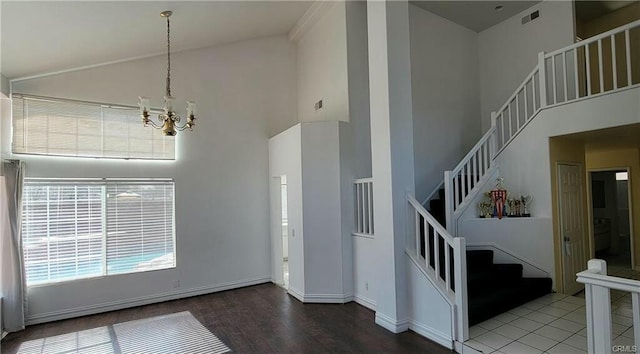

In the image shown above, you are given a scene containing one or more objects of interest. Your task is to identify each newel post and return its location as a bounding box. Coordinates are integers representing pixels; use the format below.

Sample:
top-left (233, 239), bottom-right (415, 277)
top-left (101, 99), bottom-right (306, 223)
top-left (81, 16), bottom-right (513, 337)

top-left (537, 52), bottom-right (548, 108)
top-left (584, 259), bottom-right (611, 354)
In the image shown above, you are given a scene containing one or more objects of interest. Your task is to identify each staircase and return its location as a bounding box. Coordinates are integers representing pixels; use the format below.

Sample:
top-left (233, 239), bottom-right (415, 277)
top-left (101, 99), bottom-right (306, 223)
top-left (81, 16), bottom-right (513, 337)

top-left (365, 20), bottom-right (640, 346)
top-left (422, 191), bottom-right (553, 327)
top-left (466, 250), bottom-right (552, 326)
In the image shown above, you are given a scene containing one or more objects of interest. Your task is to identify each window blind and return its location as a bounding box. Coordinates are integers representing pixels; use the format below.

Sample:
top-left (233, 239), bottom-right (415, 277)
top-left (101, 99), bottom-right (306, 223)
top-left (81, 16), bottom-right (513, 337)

top-left (22, 179), bottom-right (175, 286)
top-left (12, 95), bottom-right (175, 160)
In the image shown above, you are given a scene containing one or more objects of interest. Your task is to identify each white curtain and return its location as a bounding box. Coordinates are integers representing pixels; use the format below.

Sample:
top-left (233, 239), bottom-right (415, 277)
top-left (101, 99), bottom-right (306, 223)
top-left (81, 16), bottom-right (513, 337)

top-left (1, 160), bottom-right (26, 332)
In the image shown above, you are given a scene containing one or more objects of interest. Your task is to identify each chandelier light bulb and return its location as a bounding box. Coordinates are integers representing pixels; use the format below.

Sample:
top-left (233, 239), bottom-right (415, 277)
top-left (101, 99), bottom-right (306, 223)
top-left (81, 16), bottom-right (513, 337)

top-left (139, 10), bottom-right (197, 136)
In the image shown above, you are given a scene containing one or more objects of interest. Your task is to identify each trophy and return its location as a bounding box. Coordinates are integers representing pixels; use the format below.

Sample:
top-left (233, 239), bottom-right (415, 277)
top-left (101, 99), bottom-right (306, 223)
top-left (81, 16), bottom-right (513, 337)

top-left (477, 201), bottom-right (493, 218)
top-left (507, 198), bottom-right (516, 217)
top-left (521, 195), bottom-right (533, 217)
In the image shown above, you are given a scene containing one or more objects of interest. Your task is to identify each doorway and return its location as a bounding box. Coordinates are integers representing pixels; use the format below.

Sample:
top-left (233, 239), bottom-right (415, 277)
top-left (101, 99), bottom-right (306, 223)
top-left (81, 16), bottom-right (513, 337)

top-left (558, 163), bottom-right (588, 295)
top-left (280, 175), bottom-right (289, 289)
top-left (590, 169), bottom-right (634, 270)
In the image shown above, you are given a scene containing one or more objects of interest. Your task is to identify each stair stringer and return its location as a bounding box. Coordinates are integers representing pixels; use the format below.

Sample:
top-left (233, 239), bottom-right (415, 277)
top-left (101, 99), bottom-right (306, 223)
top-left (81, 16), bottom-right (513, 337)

top-left (405, 251), bottom-right (456, 350)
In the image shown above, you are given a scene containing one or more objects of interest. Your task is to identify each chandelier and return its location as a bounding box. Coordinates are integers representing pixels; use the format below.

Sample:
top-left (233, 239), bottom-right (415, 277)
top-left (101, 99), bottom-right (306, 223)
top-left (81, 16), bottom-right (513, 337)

top-left (139, 10), bottom-right (196, 136)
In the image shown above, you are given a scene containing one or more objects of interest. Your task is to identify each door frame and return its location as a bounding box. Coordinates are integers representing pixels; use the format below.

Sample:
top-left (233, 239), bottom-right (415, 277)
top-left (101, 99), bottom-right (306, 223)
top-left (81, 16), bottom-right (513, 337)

top-left (269, 175), bottom-right (285, 287)
top-left (556, 162), bottom-right (588, 295)
top-left (586, 167), bottom-right (635, 269)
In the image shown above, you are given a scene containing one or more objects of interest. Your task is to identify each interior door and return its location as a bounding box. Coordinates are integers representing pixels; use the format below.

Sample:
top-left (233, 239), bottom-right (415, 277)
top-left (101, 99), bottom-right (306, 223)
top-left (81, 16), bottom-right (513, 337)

top-left (558, 163), bottom-right (587, 295)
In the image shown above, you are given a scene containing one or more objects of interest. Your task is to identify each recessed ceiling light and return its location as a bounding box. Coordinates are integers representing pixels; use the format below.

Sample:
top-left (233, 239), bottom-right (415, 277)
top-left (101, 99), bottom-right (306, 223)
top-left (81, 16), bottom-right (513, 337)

top-left (495, 5), bottom-right (504, 11)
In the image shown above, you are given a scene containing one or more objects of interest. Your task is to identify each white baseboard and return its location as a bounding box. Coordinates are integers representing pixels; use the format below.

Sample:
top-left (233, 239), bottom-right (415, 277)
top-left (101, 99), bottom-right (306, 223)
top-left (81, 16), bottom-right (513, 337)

top-left (287, 287), bottom-right (305, 302)
top-left (286, 288), bottom-right (353, 303)
top-left (354, 294), bottom-right (376, 311)
top-left (375, 312), bottom-right (410, 333)
top-left (1, 331), bottom-right (7, 340)
top-left (408, 320), bottom-right (453, 349)
top-left (26, 276), bottom-right (271, 325)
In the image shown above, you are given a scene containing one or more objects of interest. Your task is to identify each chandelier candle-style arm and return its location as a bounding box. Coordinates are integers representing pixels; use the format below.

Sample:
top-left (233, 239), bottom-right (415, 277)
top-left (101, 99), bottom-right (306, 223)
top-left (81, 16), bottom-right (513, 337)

top-left (139, 10), bottom-right (197, 136)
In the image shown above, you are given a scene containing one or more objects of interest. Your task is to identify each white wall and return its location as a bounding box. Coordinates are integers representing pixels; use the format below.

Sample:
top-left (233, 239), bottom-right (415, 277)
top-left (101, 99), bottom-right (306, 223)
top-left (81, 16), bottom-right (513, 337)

top-left (346, 1), bottom-right (371, 179)
top-left (409, 4), bottom-right (481, 201)
top-left (268, 124), bottom-right (303, 292)
top-left (5, 35), bottom-right (298, 323)
top-left (301, 121), bottom-right (351, 299)
top-left (367, 0), bottom-right (415, 332)
top-left (478, 1), bottom-right (575, 132)
top-left (296, 1), bottom-right (349, 123)
top-left (0, 75), bottom-right (8, 97)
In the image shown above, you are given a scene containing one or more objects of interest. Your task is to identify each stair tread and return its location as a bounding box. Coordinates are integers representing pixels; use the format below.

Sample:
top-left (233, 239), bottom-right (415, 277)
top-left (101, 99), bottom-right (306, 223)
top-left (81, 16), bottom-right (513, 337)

top-left (468, 277), bottom-right (552, 326)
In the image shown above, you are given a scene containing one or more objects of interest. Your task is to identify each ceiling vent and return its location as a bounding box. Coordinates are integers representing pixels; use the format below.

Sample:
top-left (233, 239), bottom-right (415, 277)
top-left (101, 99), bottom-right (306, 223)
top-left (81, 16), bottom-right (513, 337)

top-left (522, 10), bottom-right (540, 25)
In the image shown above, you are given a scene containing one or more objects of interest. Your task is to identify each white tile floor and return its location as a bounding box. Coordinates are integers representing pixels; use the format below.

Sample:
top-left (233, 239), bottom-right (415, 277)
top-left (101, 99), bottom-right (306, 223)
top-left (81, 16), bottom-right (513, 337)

top-left (462, 266), bottom-right (640, 354)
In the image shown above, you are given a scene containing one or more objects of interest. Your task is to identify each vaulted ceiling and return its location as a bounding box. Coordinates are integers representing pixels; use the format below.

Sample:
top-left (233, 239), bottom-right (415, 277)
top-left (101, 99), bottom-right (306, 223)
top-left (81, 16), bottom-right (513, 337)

top-left (1, 1), bottom-right (312, 79)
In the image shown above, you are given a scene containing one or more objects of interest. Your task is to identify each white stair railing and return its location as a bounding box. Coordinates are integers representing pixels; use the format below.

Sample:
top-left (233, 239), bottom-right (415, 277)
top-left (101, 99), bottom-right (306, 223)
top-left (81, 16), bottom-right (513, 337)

top-left (440, 21), bottom-right (640, 235)
top-left (353, 178), bottom-right (374, 237)
top-left (408, 195), bottom-right (468, 342)
top-left (577, 259), bottom-right (640, 354)
top-left (544, 19), bottom-right (640, 106)
top-left (493, 66), bottom-right (542, 153)
top-left (444, 126), bottom-right (496, 232)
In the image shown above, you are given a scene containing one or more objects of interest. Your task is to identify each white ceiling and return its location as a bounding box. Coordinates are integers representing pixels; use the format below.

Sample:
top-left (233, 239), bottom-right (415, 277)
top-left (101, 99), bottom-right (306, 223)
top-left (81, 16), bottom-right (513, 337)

top-left (1, 1), bottom-right (312, 79)
top-left (411, 0), bottom-right (540, 32)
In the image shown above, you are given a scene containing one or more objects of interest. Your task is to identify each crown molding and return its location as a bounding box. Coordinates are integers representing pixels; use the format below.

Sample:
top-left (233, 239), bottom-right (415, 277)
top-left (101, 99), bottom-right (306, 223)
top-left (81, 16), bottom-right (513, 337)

top-left (288, 0), bottom-right (335, 42)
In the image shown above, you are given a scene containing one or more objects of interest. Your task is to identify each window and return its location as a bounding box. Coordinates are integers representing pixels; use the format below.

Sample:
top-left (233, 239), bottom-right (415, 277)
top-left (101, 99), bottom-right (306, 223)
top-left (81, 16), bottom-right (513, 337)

top-left (22, 179), bottom-right (175, 286)
top-left (12, 94), bottom-right (175, 160)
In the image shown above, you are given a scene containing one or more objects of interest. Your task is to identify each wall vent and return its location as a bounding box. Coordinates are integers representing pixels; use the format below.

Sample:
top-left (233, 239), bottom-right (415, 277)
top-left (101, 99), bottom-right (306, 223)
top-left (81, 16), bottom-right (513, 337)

top-left (522, 10), bottom-right (540, 25)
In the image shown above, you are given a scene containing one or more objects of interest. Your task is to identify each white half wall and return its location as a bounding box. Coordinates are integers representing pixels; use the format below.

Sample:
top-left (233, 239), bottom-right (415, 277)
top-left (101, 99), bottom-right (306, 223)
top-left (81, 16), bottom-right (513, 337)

top-left (478, 0), bottom-right (575, 132)
top-left (301, 121), bottom-right (350, 299)
top-left (5, 35), bottom-right (297, 323)
top-left (409, 4), bottom-right (481, 201)
top-left (406, 255), bottom-right (453, 349)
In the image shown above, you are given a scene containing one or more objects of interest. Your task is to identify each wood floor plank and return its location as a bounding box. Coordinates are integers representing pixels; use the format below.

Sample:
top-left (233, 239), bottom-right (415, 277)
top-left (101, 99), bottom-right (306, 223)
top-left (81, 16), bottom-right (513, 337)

top-left (1, 283), bottom-right (452, 353)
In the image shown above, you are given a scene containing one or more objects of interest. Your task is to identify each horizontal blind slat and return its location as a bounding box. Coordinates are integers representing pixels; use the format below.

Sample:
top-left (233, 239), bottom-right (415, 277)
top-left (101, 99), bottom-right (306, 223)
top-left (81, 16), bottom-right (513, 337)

top-left (12, 96), bottom-right (175, 160)
top-left (22, 181), bottom-right (175, 285)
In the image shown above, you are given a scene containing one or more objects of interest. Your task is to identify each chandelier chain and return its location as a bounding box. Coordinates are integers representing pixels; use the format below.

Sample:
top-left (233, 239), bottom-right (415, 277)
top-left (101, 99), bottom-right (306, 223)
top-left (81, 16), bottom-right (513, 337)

top-left (166, 15), bottom-right (171, 98)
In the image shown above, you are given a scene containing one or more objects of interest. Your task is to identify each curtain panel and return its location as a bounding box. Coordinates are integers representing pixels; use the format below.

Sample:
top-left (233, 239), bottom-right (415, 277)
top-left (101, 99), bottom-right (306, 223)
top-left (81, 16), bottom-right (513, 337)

top-left (1, 160), bottom-right (26, 332)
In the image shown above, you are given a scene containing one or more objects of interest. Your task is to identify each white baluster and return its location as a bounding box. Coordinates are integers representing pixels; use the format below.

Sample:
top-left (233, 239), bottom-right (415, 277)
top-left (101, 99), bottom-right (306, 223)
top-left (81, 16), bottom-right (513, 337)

top-left (611, 35), bottom-right (618, 89)
top-left (538, 52), bottom-right (547, 107)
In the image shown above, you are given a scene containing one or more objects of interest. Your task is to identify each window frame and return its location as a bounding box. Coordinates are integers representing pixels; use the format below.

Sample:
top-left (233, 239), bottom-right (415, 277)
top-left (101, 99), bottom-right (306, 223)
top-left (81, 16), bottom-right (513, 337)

top-left (22, 178), bottom-right (177, 287)
top-left (11, 93), bottom-right (175, 161)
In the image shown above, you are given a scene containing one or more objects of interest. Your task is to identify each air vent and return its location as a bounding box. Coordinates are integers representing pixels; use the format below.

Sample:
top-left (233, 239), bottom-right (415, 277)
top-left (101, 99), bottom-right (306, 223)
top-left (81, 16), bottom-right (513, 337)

top-left (522, 10), bottom-right (540, 25)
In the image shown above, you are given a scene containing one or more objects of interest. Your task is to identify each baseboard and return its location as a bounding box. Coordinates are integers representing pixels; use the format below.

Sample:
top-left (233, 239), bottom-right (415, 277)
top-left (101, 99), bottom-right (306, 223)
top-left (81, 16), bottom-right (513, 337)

top-left (408, 320), bottom-right (453, 349)
top-left (286, 288), bottom-right (353, 304)
top-left (1, 331), bottom-right (7, 340)
top-left (375, 312), bottom-right (410, 333)
top-left (354, 294), bottom-right (376, 311)
top-left (26, 276), bottom-right (271, 325)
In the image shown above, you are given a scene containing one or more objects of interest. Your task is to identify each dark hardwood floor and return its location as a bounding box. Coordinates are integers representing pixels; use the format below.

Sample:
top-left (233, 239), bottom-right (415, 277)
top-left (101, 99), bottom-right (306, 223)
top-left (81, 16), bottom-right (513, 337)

top-left (1, 283), bottom-right (452, 353)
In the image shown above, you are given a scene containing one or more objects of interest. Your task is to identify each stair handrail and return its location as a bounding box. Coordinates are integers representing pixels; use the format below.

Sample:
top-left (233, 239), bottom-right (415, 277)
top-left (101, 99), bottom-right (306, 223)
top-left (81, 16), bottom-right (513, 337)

top-left (546, 19), bottom-right (640, 58)
top-left (444, 125), bottom-right (496, 233)
top-left (407, 194), bottom-right (469, 342)
top-left (494, 19), bottom-right (640, 156)
top-left (577, 259), bottom-right (640, 354)
top-left (493, 65), bottom-right (541, 156)
top-left (421, 180), bottom-right (444, 206)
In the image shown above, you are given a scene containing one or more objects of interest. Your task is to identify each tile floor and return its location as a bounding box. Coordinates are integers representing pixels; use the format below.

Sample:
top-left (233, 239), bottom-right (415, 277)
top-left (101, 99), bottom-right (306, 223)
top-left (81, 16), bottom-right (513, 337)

top-left (462, 265), bottom-right (640, 354)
